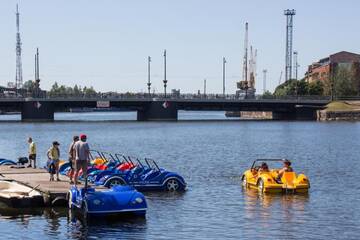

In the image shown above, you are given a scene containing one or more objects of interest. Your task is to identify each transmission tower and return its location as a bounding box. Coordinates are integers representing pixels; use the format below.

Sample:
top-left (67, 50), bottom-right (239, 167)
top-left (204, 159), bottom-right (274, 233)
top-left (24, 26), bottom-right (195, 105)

top-left (284, 9), bottom-right (295, 82)
top-left (15, 4), bottom-right (23, 90)
top-left (242, 22), bottom-right (249, 84)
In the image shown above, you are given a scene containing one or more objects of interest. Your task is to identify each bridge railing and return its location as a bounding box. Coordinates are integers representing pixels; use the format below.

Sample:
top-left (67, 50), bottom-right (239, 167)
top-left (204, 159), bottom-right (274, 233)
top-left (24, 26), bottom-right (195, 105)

top-left (0, 91), bottom-right (349, 101)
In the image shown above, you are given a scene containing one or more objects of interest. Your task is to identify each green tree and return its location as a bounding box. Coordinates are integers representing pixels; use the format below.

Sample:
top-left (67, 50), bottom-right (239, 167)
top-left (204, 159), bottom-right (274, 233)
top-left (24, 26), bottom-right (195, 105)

top-left (49, 82), bottom-right (60, 97)
top-left (48, 83), bottom-right (97, 97)
top-left (23, 80), bottom-right (35, 92)
top-left (308, 81), bottom-right (324, 95)
top-left (73, 85), bottom-right (82, 96)
top-left (84, 86), bottom-right (97, 97)
top-left (296, 79), bottom-right (309, 95)
top-left (351, 62), bottom-right (360, 95)
top-left (333, 66), bottom-right (357, 97)
top-left (262, 90), bottom-right (273, 99)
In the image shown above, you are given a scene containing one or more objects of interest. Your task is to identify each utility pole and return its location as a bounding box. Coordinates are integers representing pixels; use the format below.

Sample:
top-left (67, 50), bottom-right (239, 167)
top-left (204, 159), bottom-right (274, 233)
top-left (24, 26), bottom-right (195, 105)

top-left (223, 57), bottom-right (226, 97)
top-left (15, 4), bottom-right (23, 90)
top-left (34, 54), bottom-right (37, 81)
top-left (203, 78), bottom-right (207, 97)
top-left (284, 9), bottom-right (296, 82)
top-left (36, 48), bottom-right (40, 81)
top-left (33, 48), bottom-right (41, 97)
top-left (293, 51), bottom-right (299, 80)
top-left (147, 56), bottom-right (151, 97)
top-left (263, 69), bottom-right (267, 94)
top-left (293, 50), bottom-right (299, 97)
top-left (163, 50), bottom-right (167, 98)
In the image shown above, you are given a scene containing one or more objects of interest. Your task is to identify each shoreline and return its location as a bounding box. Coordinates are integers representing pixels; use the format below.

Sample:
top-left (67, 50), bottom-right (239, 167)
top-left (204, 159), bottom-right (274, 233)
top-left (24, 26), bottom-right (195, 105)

top-left (317, 101), bottom-right (360, 121)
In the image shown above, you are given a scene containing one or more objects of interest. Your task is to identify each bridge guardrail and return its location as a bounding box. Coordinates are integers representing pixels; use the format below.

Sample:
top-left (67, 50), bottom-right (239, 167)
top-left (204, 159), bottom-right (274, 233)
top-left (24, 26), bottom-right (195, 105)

top-left (0, 93), bottom-right (336, 101)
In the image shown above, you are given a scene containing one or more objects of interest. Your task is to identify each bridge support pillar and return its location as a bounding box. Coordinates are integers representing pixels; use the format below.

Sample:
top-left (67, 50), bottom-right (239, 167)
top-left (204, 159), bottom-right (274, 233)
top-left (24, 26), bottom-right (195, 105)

top-left (21, 101), bottom-right (54, 122)
top-left (137, 101), bottom-right (178, 121)
top-left (272, 108), bottom-right (317, 120)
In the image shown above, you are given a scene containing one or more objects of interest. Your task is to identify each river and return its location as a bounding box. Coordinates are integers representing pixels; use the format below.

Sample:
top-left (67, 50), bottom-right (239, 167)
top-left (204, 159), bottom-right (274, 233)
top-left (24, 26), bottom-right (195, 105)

top-left (0, 111), bottom-right (359, 239)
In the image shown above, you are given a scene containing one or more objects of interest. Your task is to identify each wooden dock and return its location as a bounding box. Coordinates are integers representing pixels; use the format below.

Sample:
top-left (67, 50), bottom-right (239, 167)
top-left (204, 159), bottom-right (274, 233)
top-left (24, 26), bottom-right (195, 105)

top-left (0, 166), bottom-right (101, 207)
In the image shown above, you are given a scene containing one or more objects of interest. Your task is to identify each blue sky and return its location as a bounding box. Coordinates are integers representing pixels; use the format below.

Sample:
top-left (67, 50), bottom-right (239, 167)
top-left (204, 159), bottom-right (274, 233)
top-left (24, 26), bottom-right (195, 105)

top-left (0, 0), bottom-right (359, 93)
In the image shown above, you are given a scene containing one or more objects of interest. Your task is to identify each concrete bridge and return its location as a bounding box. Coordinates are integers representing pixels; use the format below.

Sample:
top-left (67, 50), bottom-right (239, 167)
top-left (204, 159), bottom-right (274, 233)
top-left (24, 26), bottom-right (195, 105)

top-left (0, 96), bottom-right (330, 121)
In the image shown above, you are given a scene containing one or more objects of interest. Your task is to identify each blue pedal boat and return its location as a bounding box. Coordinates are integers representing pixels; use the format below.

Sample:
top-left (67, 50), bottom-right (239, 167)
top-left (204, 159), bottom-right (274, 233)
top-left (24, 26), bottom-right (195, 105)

top-left (68, 181), bottom-right (147, 218)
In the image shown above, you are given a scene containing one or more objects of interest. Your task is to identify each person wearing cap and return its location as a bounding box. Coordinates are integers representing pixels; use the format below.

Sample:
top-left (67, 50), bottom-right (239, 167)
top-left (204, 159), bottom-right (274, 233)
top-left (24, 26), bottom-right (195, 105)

top-left (73, 134), bottom-right (90, 185)
top-left (27, 137), bottom-right (37, 168)
top-left (47, 141), bottom-right (61, 181)
top-left (68, 136), bottom-right (79, 184)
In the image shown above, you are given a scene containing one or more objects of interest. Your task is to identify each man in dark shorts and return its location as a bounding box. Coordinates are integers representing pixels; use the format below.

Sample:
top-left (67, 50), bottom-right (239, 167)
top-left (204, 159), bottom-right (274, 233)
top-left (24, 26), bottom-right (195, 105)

top-left (27, 137), bottom-right (36, 168)
top-left (74, 134), bottom-right (90, 185)
top-left (68, 136), bottom-right (79, 184)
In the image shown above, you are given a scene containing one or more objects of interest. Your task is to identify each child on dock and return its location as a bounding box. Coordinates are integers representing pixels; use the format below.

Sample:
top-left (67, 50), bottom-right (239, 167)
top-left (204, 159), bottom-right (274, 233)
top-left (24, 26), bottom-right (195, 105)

top-left (47, 141), bottom-right (61, 181)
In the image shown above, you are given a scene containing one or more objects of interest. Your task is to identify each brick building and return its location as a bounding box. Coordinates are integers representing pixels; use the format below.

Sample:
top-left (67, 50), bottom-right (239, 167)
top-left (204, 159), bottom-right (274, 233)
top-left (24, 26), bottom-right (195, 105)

top-left (305, 51), bottom-right (360, 83)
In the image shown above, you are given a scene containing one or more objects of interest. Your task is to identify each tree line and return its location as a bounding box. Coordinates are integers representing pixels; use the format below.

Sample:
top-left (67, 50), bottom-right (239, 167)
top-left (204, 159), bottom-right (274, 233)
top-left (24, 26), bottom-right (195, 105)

top-left (271, 65), bottom-right (360, 97)
top-left (48, 82), bottom-right (98, 97)
top-left (22, 80), bottom-right (98, 97)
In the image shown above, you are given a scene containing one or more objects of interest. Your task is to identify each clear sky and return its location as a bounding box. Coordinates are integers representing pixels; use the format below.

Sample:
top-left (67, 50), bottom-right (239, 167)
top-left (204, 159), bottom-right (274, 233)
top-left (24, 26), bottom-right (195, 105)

top-left (0, 0), bottom-right (359, 93)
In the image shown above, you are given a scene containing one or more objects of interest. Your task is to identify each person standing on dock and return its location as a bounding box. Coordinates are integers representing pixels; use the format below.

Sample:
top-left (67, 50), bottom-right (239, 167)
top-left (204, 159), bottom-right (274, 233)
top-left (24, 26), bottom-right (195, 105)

top-left (68, 136), bottom-right (79, 184)
top-left (27, 137), bottom-right (36, 168)
top-left (74, 134), bottom-right (90, 185)
top-left (48, 141), bottom-right (61, 181)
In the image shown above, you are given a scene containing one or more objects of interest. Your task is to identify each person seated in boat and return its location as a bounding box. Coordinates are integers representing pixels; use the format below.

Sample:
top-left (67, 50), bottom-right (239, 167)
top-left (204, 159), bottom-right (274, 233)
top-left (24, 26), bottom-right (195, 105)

top-left (277, 160), bottom-right (293, 180)
top-left (258, 162), bottom-right (270, 174)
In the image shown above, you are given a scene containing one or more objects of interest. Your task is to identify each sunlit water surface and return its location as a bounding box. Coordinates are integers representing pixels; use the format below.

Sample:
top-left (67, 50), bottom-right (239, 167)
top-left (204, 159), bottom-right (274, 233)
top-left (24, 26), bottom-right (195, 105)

top-left (0, 111), bottom-right (359, 239)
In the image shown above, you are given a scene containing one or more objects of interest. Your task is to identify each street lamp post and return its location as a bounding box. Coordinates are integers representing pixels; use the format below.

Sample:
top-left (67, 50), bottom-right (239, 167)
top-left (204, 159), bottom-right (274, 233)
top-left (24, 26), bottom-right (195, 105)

top-left (147, 56), bottom-right (151, 97)
top-left (223, 57), bottom-right (226, 97)
top-left (203, 78), bottom-right (207, 98)
top-left (163, 49), bottom-right (167, 98)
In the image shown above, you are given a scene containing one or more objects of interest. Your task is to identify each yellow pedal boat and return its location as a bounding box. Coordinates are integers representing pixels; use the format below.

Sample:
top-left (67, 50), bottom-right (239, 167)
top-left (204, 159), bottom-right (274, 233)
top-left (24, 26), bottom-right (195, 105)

top-left (241, 159), bottom-right (310, 193)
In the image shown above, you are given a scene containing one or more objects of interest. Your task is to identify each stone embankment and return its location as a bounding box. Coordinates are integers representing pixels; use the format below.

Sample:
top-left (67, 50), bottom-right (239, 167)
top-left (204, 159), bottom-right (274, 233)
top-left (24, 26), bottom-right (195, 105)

top-left (225, 111), bottom-right (272, 119)
top-left (318, 110), bottom-right (360, 121)
top-left (317, 101), bottom-right (360, 121)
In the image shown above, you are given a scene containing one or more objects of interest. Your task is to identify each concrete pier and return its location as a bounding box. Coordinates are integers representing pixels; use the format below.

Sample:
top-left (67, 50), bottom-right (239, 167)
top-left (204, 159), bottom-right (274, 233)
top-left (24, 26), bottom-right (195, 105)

top-left (137, 101), bottom-right (178, 121)
top-left (21, 101), bottom-right (54, 121)
top-left (0, 166), bottom-right (103, 207)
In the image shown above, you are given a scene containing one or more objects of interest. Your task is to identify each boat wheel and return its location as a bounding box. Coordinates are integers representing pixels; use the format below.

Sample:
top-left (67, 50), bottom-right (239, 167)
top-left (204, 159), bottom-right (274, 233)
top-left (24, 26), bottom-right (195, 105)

top-left (258, 179), bottom-right (264, 193)
top-left (242, 175), bottom-right (247, 187)
top-left (166, 179), bottom-right (180, 191)
top-left (108, 178), bottom-right (125, 188)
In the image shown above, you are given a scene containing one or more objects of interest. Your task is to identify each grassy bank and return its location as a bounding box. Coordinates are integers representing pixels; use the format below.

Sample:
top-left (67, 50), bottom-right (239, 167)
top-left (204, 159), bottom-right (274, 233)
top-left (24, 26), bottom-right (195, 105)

top-left (319, 101), bottom-right (360, 121)
top-left (325, 101), bottom-right (360, 111)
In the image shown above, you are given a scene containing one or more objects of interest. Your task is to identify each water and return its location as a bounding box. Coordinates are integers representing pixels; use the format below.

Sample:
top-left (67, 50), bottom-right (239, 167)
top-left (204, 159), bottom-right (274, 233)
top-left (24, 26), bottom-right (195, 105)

top-left (0, 112), bottom-right (359, 239)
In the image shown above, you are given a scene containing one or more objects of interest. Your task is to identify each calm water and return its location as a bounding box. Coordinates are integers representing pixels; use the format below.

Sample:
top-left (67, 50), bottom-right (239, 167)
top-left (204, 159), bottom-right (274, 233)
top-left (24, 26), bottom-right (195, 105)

top-left (0, 112), bottom-right (359, 240)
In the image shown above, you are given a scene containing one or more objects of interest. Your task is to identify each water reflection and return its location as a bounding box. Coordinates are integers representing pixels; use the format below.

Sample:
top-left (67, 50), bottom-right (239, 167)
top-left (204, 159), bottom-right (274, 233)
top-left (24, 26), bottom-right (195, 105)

top-left (67, 208), bottom-right (148, 239)
top-left (243, 187), bottom-right (309, 218)
top-left (0, 207), bottom-right (148, 239)
top-left (0, 207), bottom-right (44, 219)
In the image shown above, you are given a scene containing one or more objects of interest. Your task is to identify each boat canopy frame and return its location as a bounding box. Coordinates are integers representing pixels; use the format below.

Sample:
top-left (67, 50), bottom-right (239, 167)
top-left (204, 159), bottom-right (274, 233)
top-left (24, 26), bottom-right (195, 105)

top-left (250, 159), bottom-right (292, 170)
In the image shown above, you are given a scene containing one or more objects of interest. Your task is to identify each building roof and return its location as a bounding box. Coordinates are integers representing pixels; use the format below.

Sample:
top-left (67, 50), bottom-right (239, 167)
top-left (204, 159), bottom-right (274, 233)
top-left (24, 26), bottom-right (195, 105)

top-left (329, 51), bottom-right (360, 63)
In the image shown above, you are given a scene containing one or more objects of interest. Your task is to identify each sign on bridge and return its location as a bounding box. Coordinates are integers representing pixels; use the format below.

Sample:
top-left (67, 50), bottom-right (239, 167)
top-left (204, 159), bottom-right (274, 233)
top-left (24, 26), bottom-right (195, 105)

top-left (96, 101), bottom-right (110, 108)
